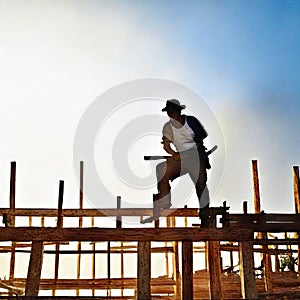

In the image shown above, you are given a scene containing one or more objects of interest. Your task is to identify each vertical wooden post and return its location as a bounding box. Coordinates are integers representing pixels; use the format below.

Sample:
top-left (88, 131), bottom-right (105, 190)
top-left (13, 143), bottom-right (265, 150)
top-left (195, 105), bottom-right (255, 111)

top-left (25, 241), bottom-right (44, 296)
top-left (208, 241), bottom-right (222, 299)
top-left (137, 241), bottom-right (151, 300)
top-left (107, 241), bottom-right (111, 297)
top-left (252, 160), bottom-right (272, 292)
top-left (207, 212), bottom-right (222, 299)
top-left (293, 166), bottom-right (300, 214)
top-left (54, 180), bottom-right (64, 296)
top-left (56, 180), bottom-right (64, 228)
top-left (116, 196), bottom-right (122, 228)
top-left (91, 217), bottom-right (96, 296)
top-left (243, 201), bottom-right (248, 214)
top-left (165, 217), bottom-right (171, 278)
top-left (171, 216), bottom-right (181, 299)
top-left (77, 161), bottom-right (84, 296)
top-left (262, 232), bottom-right (273, 292)
top-left (239, 241), bottom-right (257, 299)
top-left (9, 162), bottom-right (16, 288)
top-left (120, 240), bottom-right (124, 297)
top-left (252, 160), bottom-right (261, 214)
top-left (293, 166), bottom-right (300, 282)
top-left (154, 194), bottom-right (160, 228)
top-left (274, 237), bottom-right (280, 272)
top-left (182, 240), bottom-right (193, 300)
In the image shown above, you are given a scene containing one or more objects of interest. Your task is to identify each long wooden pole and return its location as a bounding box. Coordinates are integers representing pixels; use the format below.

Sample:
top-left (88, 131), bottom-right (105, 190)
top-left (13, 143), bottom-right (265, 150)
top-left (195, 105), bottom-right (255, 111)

top-left (54, 180), bottom-right (64, 296)
top-left (293, 166), bottom-right (300, 283)
top-left (25, 241), bottom-right (44, 296)
top-left (0, 227), bottom-right (254, 242)
top-left (182, 240), bottom-right (193, 299)
top-left (172, 216), bottom-right (181, 299)
top-left (252, 160), bottom-right (272, 293)
top-left (9, 162), bottom-right (16, 292)
top-left (137, 241), bottom-right (151, 299)
top-left (77, 161), bottom-right (84, 296)
top-left (91, 217), bottom-right (96, 297)
top-left (252, 160), bottom-right (261, 214)
top-left (293, 166), bottom-right (300, 214)
top-left (239, 241), bottom-right (257, 299)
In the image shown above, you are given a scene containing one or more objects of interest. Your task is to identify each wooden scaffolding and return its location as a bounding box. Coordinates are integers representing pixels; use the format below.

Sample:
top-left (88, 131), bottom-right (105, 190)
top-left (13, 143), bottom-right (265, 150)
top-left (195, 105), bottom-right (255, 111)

top-left (0, 161), bottom-right (300, 299)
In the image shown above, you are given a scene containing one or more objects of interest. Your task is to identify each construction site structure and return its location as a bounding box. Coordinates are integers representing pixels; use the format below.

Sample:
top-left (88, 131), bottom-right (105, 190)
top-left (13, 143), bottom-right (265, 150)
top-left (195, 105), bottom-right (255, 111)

top-left (0, 160), bottom-right (299, 299)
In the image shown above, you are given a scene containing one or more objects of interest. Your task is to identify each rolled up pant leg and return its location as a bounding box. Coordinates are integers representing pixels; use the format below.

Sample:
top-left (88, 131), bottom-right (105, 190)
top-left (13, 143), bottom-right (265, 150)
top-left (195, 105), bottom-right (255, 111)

top-left (156, 157), bottom-right (181, 207)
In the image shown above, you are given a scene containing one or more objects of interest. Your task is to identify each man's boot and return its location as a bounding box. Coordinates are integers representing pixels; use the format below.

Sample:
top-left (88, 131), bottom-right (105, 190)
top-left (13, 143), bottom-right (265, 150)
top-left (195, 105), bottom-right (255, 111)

top-left (199, 205), bottom-right (211, 228)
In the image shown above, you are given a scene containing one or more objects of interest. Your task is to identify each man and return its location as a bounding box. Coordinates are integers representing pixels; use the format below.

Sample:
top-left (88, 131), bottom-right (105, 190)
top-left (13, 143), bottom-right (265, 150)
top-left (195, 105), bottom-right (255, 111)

top-left (156, 99), bottom-right (211, 226)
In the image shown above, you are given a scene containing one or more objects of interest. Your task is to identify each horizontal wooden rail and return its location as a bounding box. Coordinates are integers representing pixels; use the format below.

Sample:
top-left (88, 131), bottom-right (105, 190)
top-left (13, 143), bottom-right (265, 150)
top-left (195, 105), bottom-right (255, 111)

top-left (0, 277), bottom-right (176, 290)
top-left (0, 247), bottom-right (175, 254)
top-left (222, 213), bottom-right (300, 222)
top-left (221, 213), bottom-right (300, 232)
top-left (0, 208), bottom-right (199, 217)
top-left (0, 206), bottom-right (229, 218)
top-left (0, 227), bottom-right (253, 242)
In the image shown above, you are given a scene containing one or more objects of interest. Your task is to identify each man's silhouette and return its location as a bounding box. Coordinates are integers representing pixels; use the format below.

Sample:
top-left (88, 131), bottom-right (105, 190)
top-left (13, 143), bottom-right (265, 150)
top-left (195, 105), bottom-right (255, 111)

top-left (156, 99), bottom-right (211, 226)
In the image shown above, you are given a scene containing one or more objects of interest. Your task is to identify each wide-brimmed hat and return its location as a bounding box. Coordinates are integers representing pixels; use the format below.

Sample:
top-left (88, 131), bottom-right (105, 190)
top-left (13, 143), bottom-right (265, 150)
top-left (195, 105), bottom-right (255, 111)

top-left (162, 99), bottom-right (186, 112)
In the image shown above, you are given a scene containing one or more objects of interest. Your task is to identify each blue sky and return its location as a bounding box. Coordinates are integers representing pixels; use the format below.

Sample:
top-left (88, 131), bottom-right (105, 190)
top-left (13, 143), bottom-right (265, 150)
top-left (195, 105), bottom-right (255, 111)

top-left (0, 0), bottom-right (299, 214)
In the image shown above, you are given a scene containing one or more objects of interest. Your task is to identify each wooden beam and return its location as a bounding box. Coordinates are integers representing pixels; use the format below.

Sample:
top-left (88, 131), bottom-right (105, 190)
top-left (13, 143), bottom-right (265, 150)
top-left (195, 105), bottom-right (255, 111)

top-left (56, 180), bottom-right (64, 228)
top-left (77, 161), bottom-right (84, 296)
top-left (294, 166), bottom-right (300, 213)
top-left (0, 227), bottom-right (253, 242)
top-left (116, 196), bottom-right (122, 228)
top-left (252, 160), bottom-right (261, 213)
top-left (137, 241), bottom-right (151, 299)
top-left (0, 207), bottom-right (200, 217)
top-left (182, 240), bottom-right (193, 299)
top-left (294, 166), bottom-right (300, 285)
top-left (25, 241), bottom-right (44, 296)
top-left (9, 162), bottom-right (16, 288)
top-left (55, 180), bottom-right (64, 296)
top-left (239, 241), bottom-right (257, 299)
top-left (208, 241), bottom-right (222, 299)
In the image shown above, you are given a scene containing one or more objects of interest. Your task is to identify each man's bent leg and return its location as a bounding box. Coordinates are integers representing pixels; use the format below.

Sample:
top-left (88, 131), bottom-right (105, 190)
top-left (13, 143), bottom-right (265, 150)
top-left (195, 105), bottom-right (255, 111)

top-left (156, 158), bottom-right (181, 209)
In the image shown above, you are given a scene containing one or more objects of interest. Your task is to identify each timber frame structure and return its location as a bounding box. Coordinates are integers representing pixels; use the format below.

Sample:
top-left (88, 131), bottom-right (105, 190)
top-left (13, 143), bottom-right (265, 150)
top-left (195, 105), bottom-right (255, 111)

top-left (0, 161), bottom-right (300, 299)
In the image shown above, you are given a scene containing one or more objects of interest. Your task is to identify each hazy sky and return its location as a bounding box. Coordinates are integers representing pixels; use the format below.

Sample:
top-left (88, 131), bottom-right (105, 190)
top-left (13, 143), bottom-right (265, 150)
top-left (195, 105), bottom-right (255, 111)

top-left (0, 0), bottom-right (299, 214)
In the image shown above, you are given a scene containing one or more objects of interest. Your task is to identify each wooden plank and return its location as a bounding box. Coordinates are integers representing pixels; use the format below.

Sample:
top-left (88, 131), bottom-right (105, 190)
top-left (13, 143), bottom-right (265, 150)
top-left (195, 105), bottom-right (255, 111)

top-left (54, 181), bottom-right (64, 296)
top-left (252, 160), bottom-right (261, 213)
top-left (116, 196), bottom-right (122, 228)
top-left (222, 213), bottom-right (300, 222)
top-left (223, 223), bottom-right (300, 232)
top-left (137, 241), bottom-right (151, 299)
top-left (182, 240), bottom-right (193, 300)
top-left (25, 241), bottom-right (44, 296)
top-left (262, 233), bottom-right (273, 293)
top-left (9, 162), bottom-right (16, 289)
top-left (293, 166), bottom-right (300, 214)
top-left (294, 166), bottom-right (300, 284)
top-left (173, 241), bottom-right (181, 299)
top-left (171, 217), bottom-right (181, 300)
top-left (9, 162), bottom-right (16, 213)
top-left (208, 241), bottom-right (222, 299)
top-left (0, 227), bottom-right (253, 242)
top-left (56, 180), bottom-right (64, 228)
top-left (239, 241), bottom-right (257, 299)
top-left (1, 277), bottom-right (174, 290)
top-left (77, 161), bottom-right (84, 296)
top-left (3, 246), bottom-right (175, 254)
top-left (0, 207), bottom-right (201, 217)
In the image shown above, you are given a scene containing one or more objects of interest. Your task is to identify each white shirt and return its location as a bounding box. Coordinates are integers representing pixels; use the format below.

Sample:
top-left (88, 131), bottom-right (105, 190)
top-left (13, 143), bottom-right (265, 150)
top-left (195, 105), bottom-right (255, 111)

top-left (163, 118), bottom-right (197, 152)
